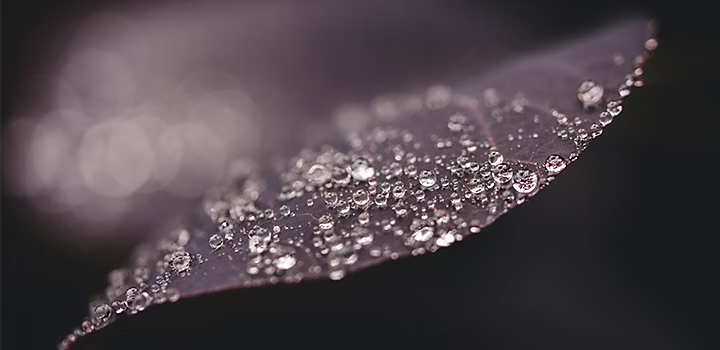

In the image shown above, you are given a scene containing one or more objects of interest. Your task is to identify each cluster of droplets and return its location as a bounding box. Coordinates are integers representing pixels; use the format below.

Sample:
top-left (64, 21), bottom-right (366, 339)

top-left (60, 35), bottom-right (656, 350)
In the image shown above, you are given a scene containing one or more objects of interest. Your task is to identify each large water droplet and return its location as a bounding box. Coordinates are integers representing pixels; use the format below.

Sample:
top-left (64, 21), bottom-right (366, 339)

top-left (512, 169), bottom-right (539, 194)
top-left (418, 170), bottom-right (437, 188)
top-left (544, 155), bottom-right (567, 175)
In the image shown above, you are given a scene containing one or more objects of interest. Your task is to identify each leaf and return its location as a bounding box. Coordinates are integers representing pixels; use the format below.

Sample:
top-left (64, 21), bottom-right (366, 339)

top-left (60, 17), bottom-right (656, 349)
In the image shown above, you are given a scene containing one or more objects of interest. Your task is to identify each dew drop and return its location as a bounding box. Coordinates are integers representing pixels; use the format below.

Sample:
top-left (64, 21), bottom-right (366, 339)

top-left (91, 304), bottom-right (112, 325)
top-left (337, 200), bottom-right (351, 215)
top-left (374, 192), bottom-right (389, 206)
top-left (577, 80), bottom-right (604, 108)
top-left (323, 192), bottom-right (338, 206)
top-left (418, 170), bottom-right (437, 188)
top-left (208, 234), bottom-right (224, 250)
top-left (412, 226), bottom-right (434, 242)
top-left (358, 211), bottom-right (370, 225)
top-left (392, 184), bottom-right (406, 199)
top-left (491, 163), bottom-right (513, 184)
top-left (598, 111), bottom-right (613, 126)
top-left (352, 189), bottom-right (370, 206)
top-left (447, 113), bottom-right (467, 132)
top-left (319, 214), bottom-right (334, 230)
top-left (350, 158), bottom-right (375, 182)
top-left (468, 178), bottom-right (485, 194)
top-left (488, 150), bottom-right (503, 166)
top-left (512, 169), bottom-right (539, 194)
top-left (545, 155), bottom-right (567, 175)
top-left (307, 163), bottom-right (331, 185)
top-left (645, 38), bottom-right (658, 50)
top-left (170, 251), bottom-right (191, 272)
top-left (165, 288), bottom-right (180, 302)
top-left (607, 100), bottom-right (623, 117)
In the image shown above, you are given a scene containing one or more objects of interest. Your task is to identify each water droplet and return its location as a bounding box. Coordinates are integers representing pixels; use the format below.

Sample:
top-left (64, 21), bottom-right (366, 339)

top-left (165, 288), bottom-right (180, 302)
top-left (337, 200), bottom-right (351, 215)
top-left (412, 226), bottom-right (434, 242)
top-left (249, 226), bottom-right (271, 254)
top-left (91, 304), bottom-right (112, 325)
top-left (307, 163), bottom-right (331, 185)
top-left (279, 205), bottom-right (291, 217)
top-left (512, 169), bottom-right (538, 194)
top-left (425, 85), bottom-right (452, 110)
top-left (545, 155), bottom-right (567, 174)
top-left (350, 158), bottom-right (375, 182)
top-left (436, 229), bottom-right (456, 247)
top-left (358, 211), bottom-right (370, 225)
top-left (332, 166), bottom-right (352, 186)
top-left (208, 234), bottom-right (224, 249)
top-left (319, 214), bottom-right (334, 230)
top-left (577, 80), bottom-right (604, 108)
top-left (352, 227), bottom-right (374, 245)
top-left (607, 100), bottom-right (623, 117)
top-left (645, 38), bottom-right (658, 50)
top-left (467, 178), bottom-right (485, 194)
top-left (392, 184), bottom-right (406, 199)
top-left (329, 269), bottom-right (346, 280)
top-left (352, 189), bottom-right (370, 206)
top-left (271, 246), bottom-right (297, 270)
top-left (170, 250), bottom-right (191, 272)
top-left (126, 291), bottom-right (150, 312)
top-left (418, 170), bottom-right (437, 187)
top-left (447, 113), bottom-right (467, 132)
top-left (324, 192), bottom-right (338, 205)
top-left (491, 163), bottom-right (513, 184)
top-left (373, 192), bottom-right (388, 206)
top-left (488, 150), bottom-right (503, 166)
top-left (598, 111), bottom-right (613, 126)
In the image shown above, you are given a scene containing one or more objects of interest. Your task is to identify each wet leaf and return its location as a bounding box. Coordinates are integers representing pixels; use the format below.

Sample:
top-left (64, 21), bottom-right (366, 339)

top-left (61, 17), bottom-right (656, 349)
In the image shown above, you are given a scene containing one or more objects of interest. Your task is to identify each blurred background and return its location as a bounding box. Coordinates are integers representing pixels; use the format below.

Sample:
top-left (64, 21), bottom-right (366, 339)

top-left (2, 0), bottom-right (717, 349)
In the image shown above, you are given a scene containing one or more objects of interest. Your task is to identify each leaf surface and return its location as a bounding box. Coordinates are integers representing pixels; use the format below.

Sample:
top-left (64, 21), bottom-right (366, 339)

top-left (61, 16), bottom-right (656, 350)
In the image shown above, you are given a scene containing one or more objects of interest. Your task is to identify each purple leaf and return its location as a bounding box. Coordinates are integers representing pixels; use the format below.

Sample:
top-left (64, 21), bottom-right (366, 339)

top-left (60, 16), bottom-right (656, 350)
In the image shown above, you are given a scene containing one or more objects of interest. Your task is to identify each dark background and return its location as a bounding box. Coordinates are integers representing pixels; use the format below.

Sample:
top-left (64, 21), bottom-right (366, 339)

top-left (2, 0), bottom-right (718, 349)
